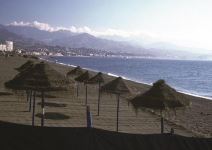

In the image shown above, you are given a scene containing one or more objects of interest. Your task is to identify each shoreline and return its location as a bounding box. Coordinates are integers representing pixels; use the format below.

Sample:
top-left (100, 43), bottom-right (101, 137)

top-left (41, 56), bottom-right (212, 101)
top-left (41, 55), bottom-right (212, 62)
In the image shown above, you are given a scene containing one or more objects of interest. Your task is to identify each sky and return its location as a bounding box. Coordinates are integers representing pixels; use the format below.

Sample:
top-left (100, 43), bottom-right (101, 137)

top-left (1, 0), bottom-right (212, 51)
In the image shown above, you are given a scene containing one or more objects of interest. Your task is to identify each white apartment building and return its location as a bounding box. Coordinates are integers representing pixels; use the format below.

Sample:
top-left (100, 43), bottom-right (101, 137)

top-left (6, 41), bottom-right (13, 51)
top-left (0, 44), bottom-right (6, 51)
top-left (0, 41), bottom-right (13, 51)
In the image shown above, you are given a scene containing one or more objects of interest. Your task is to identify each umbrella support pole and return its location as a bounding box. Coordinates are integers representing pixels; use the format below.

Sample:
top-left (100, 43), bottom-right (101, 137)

top-left (32, 91), bottom-right (36, 126)
top-left (86, 105), bottom-right (92, 128)
top-left (41, 91), bottom-right (45, 127)
top-left (161, 110), bottom-right (164, 134)
top-left (116, 94), bottom-right (120, 132)
top-left (29, 91), bottom-right (32, 112)
top-left (26, 90), bottom-right (29, 102)
top-left (85, 84), bottom-right (88, 105)
top-left (97, 82), bottom-right (101, 116)
top-left (76, 83), bottom-right (79, 97)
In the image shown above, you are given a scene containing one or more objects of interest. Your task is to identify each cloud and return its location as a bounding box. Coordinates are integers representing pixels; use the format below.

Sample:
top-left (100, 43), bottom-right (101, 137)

top-left (9, 21), bottom-right (95, 34)
top-left (9, 21), bottom-right (156, 39)
top-left (10, 21), bottom-right (55, 32)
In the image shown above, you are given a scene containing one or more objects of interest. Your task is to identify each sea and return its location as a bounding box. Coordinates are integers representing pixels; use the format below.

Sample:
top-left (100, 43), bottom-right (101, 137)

top-left (44, 56), bottom-right (212, 99)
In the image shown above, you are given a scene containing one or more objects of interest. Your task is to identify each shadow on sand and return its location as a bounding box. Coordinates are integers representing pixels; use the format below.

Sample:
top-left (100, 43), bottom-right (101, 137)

top-left (37, 102), bottom-right (67, 107)
top-left (36, 112), bottom-right (70, 120)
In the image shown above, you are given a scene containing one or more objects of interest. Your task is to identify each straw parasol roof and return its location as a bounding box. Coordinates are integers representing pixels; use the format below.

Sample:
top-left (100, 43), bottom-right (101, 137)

top-left (6, 63), bottom-right (35, 112)
top-left (130, 79), bottom-right (191, 110)
top-left (86, 72), bottom-right (105, 116)
top-left (86, 72), bottom-right (104, 84)
top-left (5, 61), bottom-right (73, 127)
top-left (15, 60), bottom-right (34, 72)
top-left (101, 77), bottom-right (131, 95)
top-left (5, 67), bottom-right (33, 91)
top-left (6, 62), bottom-right (73, 91)
top-left (26, 62), bottom-right (73, 91)
top-left (66, 66), bottom-right (84, 77)
top-left (101, 77), bottom-right (131, 132)
top-left (75, 71), bottom-right (91, 105)
top-left (67, 66), bottom-right (84, 98)
top-left (130, 79), bottom-right (190, 134)
top-left (75, 71), bottom-right (91, 83)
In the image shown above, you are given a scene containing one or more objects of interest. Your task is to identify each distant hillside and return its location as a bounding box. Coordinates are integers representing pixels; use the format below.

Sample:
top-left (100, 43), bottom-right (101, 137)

top-left (51, 33), bottom-right (151, 54)
top-left (5, 25), bottom-right (152, 55)
top-left (6, 25), bottom-right (76, 43)
top-left (1, 24), bottom-right (204, 59)
top-left (0, 25), bottom-right (47, 49)
top-left (0, 25), bottom-right (24, 42)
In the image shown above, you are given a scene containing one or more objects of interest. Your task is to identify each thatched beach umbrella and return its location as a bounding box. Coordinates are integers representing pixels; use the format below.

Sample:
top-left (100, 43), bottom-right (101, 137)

top-left (6, 62), bottom-right (35, 112)
top-left (15, 60), bottom-right (35, 105)
top-left (5, 67), bottom-right (37, 125)
top-left (86, 72), bottom-right (104, 116)
top-left (67, 66), bottom-right (84, 97)
top-left (75, 71), bottom-right (91, 105)
top-left (25, 62), bottom-right (72, 126)
top-left (130, 79), bottom-right (190, 133)
top-left (5, 62), bottom-right (72, 126)
top-left (15, 60), bottom-right (34, 72)
top-left (101, 77), bottom-right (131, 132)
top-left (66, 66), bottom-right (84, 78)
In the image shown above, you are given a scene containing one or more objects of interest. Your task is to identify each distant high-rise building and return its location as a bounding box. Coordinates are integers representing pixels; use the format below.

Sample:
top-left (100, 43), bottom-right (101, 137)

top-left (6, 41), bottom-right (13, 51)
top-left (0, 41), bottom-right (13, 51)
top-left (0, 44), bottom-right (7, 51)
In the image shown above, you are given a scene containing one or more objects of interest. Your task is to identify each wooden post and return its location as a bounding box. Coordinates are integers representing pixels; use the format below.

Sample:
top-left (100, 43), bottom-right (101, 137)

top-left (76, 83), bottom-right (79, 97)
top-left (161, 109), bottom-right (164, 134)
top-left (29, 91), bottom-right (32, 112)
top-left (85, 84), bottom-right (88, 105)
top-left (26, 90), bottom-right (29, 102)
top-left (97, 82), bottom-right (101, 116)
top-left (116, 94), bottom-right (120, 132)
top-left (86, 105), bottom-right (92, 128)
top-left (41, 91), bottom-right (45, 127)
top-left (32, 91), bottom-right (36, 126)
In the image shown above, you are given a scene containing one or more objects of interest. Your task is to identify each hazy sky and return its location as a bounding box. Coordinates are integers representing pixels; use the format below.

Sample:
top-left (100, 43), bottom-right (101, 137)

top-left (1, 0), bottom-right (212, 51)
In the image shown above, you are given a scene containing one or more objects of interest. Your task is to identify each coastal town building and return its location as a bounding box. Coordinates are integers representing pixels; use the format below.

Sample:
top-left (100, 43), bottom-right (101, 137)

top-left (0, 41), bottom-right (13, 51)
top-left (0, 44), bottom-right (6, 51)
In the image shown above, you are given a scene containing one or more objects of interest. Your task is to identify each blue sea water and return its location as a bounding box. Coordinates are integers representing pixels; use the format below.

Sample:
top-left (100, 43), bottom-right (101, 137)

top-left (46, 56), bottom-right (212, 98)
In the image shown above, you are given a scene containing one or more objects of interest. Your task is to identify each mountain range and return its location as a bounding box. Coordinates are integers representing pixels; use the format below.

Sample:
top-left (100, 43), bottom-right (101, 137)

top-left (5, 25), bottom-right (149, 54)
top-left (0, 24), bottom-right (208, 59)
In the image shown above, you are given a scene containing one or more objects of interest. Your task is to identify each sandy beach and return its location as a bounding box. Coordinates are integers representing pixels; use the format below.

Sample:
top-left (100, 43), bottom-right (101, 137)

top-left (0, 55), bottom-right (211, 138)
